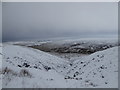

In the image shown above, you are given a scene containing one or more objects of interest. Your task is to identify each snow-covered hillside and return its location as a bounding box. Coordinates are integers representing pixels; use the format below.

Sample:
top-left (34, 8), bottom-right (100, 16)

top-left (1, 43), bottom-right (118, 88)
top-left (65, 46), bottom-right (118, 88)
top-left (2, 44), bottom-right (70, 88)
top-left (0, 43), bottom-right (2, 89)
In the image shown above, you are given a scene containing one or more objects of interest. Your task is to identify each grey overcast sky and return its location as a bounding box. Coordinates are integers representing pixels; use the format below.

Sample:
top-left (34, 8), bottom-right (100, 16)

top-left (0, 2), bottom-right (1, 42)
top-left (2, 2), bottom-right (118, 42)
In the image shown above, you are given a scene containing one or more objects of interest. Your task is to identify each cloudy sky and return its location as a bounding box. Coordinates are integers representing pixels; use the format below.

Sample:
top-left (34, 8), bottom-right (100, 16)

top-left (2, 2), bottom-right (118, 42)
top-left (0, 3), bottom-right (1, 42)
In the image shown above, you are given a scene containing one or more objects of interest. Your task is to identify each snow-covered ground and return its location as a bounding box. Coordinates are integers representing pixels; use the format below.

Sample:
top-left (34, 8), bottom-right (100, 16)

top-left (65, 46), bottom-right (118, 88)
top-left (1, 38), bottom-right (119, 88)
top-left (1, 44), bottom-right (70, 88)
top-left (0, 43), bottom-right (2, 89)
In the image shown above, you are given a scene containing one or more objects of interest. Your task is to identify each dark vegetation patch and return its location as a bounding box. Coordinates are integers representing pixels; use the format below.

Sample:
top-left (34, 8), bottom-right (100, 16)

top-left (19, 69), bottom-right (32, 78)
top-left (2, 67), bottom-right (32, 78)
top-left (29, 42), bottom-right (119, 54)
top-left (43, 66), bottom-right (51, 71)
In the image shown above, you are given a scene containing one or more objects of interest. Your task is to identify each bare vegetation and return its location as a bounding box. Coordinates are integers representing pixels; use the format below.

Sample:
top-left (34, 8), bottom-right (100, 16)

top-left (2, 67), bottom-right (32, 78)
top-left (19, 69), bottom-right (32, 78)
top-left (29, 42), bottom-right (119, 54)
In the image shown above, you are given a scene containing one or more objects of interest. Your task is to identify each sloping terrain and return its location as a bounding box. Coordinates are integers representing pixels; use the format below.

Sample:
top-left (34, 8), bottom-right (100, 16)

top-left (2, 44), bottom-right (70, 88)
top-left (65, 46), bottom-right (118, 88)
top-left (1, 43), bottom-right (118, 88)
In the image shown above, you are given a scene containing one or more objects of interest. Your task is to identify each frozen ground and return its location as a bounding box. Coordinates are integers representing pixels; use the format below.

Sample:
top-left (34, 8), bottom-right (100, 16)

top-left (1, 38), bottom-right (119, 88)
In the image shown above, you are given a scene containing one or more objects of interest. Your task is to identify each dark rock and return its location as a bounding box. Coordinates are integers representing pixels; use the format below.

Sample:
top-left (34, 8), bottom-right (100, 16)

top-left (44, 66), bottom-right (51, 71)
top-left (105, 82), bottom-right (108, 84)
top-left (23, 63), bottom-right (30, 67)
top-left (102, 76), bottom-right (104, 78)
top-left (18, 65), bottom-right (22, 67)
top-left (70, 63), bottom-right (72, 66)
top-left (34, 66), bottom-right (38, 69)
top-left (73, 74), bottom-right (76, 77)
top-left (81, 62), bottom-right (84, 64)
top-left (76, 78), bottom-right (78, 80)
top-left (97, 55), bottom-right (99, 57)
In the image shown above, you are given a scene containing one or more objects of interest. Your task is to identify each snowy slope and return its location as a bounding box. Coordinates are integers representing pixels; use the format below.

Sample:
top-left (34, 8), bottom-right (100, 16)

top-left (2, 44), bottom-right (70, 88)
top-left (65, 46), bottom-right (118, 88)
top-left (1, 44), bottom-right (118, 88)
top-left (2, 44), bottom-right (70, 73)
